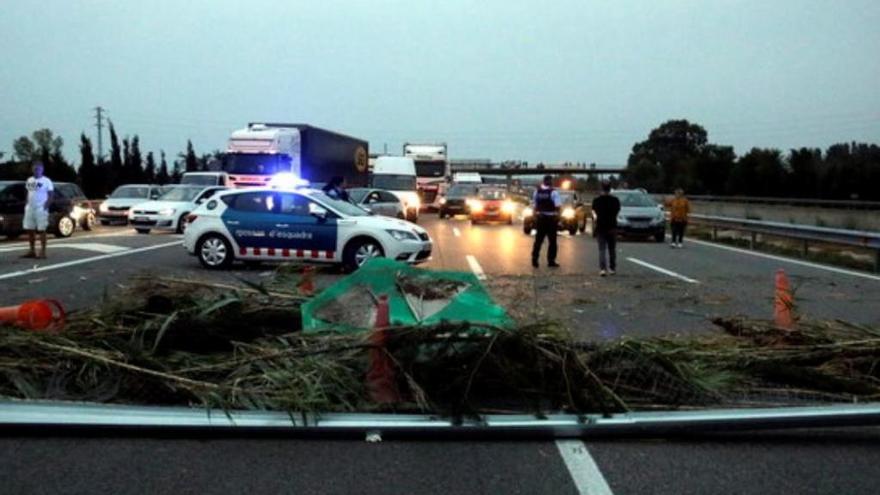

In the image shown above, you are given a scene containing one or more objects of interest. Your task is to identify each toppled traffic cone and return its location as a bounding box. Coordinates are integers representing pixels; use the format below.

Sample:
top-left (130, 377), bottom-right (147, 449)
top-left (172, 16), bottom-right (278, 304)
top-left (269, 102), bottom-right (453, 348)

top-left (297, 265), bottom-right (316, 296)
top-left (0, 299), bottom-right (65, 331)
top-left (366, 295), bottom-right (400, 404)
top-left (774, 269), bottom-right (794, 330)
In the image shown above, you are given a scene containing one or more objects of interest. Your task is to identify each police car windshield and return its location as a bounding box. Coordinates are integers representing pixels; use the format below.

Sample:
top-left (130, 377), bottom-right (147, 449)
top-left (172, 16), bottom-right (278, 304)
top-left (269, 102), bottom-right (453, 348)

top-left (615, 192), bottom-right (656, 207)
top-left (159, 186), bottom-right (202, 202)
top-left (312, 192), bottom-right (370, 216)
top-left (110, 186), bottom-right (150, 199)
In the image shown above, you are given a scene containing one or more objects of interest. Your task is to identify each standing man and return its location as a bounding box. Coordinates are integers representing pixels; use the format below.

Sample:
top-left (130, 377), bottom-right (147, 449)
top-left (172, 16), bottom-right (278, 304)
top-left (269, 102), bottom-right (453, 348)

top-left (668, 188), bottom-right (690, 248)
top-left (591, 182), bottom-right (620, 276)
top-left (322, 176), bottom-right (350, 202)
top-left (22, 161), bottom-right (54, 259)
top-left (531, 175), bottom-right (562, 268)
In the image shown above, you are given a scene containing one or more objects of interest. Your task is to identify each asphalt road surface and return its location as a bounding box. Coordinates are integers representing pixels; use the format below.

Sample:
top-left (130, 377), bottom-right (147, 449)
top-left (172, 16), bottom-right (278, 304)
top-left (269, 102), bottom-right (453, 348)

top-left (2, 216), bottom-right (880, 493)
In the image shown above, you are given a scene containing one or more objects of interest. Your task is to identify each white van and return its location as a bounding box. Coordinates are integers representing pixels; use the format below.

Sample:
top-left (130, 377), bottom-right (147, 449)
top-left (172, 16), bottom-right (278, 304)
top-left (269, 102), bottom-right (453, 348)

top-left (371, 156), bottom-right (419, 222)
top-left (181, 172), bottom-right (230, 187)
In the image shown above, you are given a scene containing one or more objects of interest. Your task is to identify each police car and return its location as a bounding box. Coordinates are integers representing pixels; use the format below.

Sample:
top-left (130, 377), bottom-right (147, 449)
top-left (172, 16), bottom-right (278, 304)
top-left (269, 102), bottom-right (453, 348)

top-left (183, 187), bottom-right (432, 271)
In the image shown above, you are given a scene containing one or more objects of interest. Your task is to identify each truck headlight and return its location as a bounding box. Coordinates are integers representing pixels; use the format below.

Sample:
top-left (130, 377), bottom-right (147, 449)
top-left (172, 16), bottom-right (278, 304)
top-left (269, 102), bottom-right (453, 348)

top-left (439, 197), bottom-right (447, 205)
top-left (159, 208), bottom-right (176, 216)
top-left (386, 229), bottom-right (418, 241)
top-left (523, 207), bottom-right (534, 217)
top-left (562, 207), bottom-right (575, 219)
top-left (501, 201), bottom-right (515, 214)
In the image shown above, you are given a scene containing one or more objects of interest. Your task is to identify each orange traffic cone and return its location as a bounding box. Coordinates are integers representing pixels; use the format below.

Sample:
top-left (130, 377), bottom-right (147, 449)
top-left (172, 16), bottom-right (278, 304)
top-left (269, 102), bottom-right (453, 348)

top-left (366, 295), bottom-right (400, 404)
top-left (774, 269), bottom-right (794, 330)
top-left (0, 299), bottom-right (65, 331)
top-left (296, 266), bottom-right (316, 296)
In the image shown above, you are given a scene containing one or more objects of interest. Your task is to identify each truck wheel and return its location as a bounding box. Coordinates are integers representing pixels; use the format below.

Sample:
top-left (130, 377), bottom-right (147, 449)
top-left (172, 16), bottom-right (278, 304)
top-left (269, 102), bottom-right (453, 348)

top-left (136, 228), bottom-right (151, 235)
top-left (568, 226), bottom-right (577, 236)
top-left (578, 218), bottom-right (587, 233)
top-left (343, 237), bottom-right (384, 272)
top-left (55, 216), bottom-right (75, 238)
top-left (197, 234), bottom-right (233, 269)
top-left (438, 210), bottom-right (446, 219)
top-left (523, 222), bottom-right (532, 235)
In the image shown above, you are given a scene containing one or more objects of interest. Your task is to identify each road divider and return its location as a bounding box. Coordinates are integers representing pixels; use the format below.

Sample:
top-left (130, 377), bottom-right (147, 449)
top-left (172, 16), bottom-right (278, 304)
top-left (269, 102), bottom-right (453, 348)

top-left (626, 257), bottom-right (699, 284)
top-left (466, 255), bottom-right (487, 280)
top-left (0, 240), bottom-right (181, 281)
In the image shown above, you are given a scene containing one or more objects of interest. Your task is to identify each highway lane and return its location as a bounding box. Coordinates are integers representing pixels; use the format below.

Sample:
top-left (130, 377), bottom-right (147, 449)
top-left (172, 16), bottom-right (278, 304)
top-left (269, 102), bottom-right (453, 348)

top-left (3, 217), bottom-right (880, 493)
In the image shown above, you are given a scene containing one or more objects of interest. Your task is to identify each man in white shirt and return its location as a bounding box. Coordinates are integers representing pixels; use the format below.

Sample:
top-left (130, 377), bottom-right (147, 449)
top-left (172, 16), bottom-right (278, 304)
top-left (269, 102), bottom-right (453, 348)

top-left (22, 162), bottom-right (54, 259)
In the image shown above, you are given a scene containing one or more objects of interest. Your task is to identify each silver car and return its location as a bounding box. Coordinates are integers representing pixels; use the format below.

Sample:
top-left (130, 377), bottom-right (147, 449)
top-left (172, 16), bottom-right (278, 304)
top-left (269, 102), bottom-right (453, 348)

top-left (349, 188), bottom-right (406, 219)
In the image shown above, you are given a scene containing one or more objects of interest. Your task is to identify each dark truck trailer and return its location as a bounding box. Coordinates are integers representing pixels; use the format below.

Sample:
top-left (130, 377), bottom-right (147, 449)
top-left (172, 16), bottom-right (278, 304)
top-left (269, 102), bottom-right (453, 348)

top-left (247, 123), bottom-right (369, 188)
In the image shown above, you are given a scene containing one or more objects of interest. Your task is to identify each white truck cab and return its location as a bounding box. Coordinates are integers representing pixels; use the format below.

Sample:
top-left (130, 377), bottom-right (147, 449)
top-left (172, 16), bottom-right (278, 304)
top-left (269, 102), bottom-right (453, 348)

top-left (371, 156), bottom-right (419, 222)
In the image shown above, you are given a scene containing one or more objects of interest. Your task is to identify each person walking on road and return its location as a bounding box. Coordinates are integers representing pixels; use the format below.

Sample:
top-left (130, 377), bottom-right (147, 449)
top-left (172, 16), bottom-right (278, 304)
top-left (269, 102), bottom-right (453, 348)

top-left (322, 176), bottom-right (350, 202)
top-left (22, 161), bottom-right (54, 259)
top-left (531, 175), bottom-right (562, 268)
top-left (668, 188), bottom-right (690, 248)
top-left (591, 182), bottom-right (620, 276)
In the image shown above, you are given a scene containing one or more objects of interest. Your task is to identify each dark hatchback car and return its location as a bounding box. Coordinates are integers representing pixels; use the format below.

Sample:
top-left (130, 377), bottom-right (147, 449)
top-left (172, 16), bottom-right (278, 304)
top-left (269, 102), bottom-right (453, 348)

top-left (438, 183), bottom-right (480, 219)
top-left (0, 181), bottom-right (96, 239)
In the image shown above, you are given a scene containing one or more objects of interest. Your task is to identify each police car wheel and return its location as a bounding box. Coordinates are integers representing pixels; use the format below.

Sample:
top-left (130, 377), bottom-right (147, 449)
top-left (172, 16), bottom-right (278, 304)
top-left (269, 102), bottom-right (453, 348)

top-left (197, 234), bottom-right (233, 269)
top-left (55, 216), bottom-right (75, 238)
top-left (344, 238), bottom-right (384, 271)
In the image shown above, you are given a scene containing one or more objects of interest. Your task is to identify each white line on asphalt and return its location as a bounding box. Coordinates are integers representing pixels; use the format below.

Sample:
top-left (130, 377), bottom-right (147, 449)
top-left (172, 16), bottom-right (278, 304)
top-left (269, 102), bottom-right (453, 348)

top-left (627, 257), bottom-right (699, 284)
top-left (1, 230), bottom-right (138, 249)
top-left (687, 238), bottom-right (880, 282)
top-left (452, 227), bottom-right (461, 237)
top-left (0, 241), bottom-right (181, 281)
top-left (0, 242), bottom-right (131, 254)
top-left (555, 440), bottom-right (614, 495)
top-left (465, 255), bottom-right (486, 280)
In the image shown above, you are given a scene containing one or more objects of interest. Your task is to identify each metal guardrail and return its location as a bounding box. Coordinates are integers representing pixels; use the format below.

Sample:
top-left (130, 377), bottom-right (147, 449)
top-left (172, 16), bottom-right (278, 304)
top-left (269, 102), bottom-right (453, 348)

top-left (687, 214), bottom-right (880, 272)
top-left (3, 401), bottom-right (880, 438)
top-left (654, 194), bottom-right (880, 210)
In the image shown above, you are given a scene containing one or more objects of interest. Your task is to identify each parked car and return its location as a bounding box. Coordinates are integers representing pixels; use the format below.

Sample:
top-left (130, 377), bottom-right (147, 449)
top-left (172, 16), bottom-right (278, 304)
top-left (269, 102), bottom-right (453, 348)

top-left (611, 189), bottom-right (666, 242)
top-left (99, 184), bottom-right (165, 225)
top-left (438, 183), bottom-right (480, 218)
top-left (522, 190), bottom-right (588, 235)
top-left (0, 181), bottom-right (96, 238)
top-left (184, 187), bottom-right (432, 271)
top-left (349, 188), bottom-right (407, 219)
top-left (180, 172), bottom-right (230, 187)
top-left (469, 187), bottom-right (516, 225)
top-left (129, 185), bottom-right (227, 234)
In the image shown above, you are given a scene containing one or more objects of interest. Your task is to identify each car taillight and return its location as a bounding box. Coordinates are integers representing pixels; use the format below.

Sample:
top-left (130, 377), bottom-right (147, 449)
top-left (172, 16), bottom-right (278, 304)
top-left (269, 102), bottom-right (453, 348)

top-left (186, 214), bottom-right (198, 224)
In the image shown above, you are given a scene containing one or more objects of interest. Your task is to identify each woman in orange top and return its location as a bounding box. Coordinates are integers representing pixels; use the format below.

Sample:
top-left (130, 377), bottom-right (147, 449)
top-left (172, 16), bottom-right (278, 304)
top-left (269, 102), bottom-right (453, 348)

top-left (668, 188), bottom-right (690, 248)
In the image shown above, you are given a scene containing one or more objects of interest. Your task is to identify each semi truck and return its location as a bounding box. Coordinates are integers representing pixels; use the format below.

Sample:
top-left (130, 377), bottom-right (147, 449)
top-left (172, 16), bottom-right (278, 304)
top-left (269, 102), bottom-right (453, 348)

top-left (403, 142), bottom-right (448, 209)
top-left (221, 123), bottom-right (369, 188)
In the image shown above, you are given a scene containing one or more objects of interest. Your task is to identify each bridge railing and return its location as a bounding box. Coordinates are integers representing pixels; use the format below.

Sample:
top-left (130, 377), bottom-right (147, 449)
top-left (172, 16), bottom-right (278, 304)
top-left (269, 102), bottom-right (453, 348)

top-left (686, 213), bottom-right (880, 272)
top-left (653, 194), bottom-right (880, 210)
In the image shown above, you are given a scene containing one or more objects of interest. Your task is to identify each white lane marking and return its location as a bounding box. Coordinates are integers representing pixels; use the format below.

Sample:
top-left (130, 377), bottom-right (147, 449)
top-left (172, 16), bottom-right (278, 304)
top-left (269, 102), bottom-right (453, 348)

top-left (555, 440), bottom-right (614, 495)
top-left (0, 241), bottom-right (181, 281)
top-left (627, 257), bottom-right (699, 284)
top-left (53, 243), bottom-right (130, 254)
top-left (688, 238), bottom-right (880, 282)
top-left (452, 227), bottom-right (461, 237)
top-left (0, 230), bottom-right (137, 249)
top-left (465, 255), bottom-right (486, 280)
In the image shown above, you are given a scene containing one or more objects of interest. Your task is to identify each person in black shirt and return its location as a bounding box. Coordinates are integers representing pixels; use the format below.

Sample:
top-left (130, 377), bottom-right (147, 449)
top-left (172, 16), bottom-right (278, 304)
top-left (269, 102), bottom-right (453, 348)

top-left (322, 176), bottom-right (350, 202)
top-left (591, 182), bottom-right (621, 276)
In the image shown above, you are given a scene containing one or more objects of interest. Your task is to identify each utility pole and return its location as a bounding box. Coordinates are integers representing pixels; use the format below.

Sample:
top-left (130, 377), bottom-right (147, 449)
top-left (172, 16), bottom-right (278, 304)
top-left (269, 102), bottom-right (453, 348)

top-left (93, 106), bottom-right (106, 161)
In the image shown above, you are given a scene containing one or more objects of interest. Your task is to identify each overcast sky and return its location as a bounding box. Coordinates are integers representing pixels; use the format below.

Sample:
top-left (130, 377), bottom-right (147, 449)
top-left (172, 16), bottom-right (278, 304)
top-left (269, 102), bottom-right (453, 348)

top-left (2, 0), bottom-right (879, 166)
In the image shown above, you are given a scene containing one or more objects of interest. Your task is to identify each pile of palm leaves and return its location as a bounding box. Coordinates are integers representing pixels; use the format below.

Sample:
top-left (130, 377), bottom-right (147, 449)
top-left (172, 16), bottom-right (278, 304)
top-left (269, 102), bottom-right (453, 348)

top-left (1, 277), bottom-right (879, 415)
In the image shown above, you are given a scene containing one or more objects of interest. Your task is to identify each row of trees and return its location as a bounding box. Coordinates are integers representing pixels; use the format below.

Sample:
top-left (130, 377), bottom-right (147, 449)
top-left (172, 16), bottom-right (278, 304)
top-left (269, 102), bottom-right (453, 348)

top-left (0, 124), bottom-right (219, 198)
top-left (625, 120), bottom-right (880, 200)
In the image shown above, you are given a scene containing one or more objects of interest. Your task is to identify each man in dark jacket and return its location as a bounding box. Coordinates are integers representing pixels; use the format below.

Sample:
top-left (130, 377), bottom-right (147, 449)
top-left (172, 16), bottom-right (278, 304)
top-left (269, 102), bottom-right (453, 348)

top-left (322, 176), bottom-right (350, 202)
top-left (531, 175), bottom-right (562, 268)
top-left (591, 182), bottom-right (620, 276)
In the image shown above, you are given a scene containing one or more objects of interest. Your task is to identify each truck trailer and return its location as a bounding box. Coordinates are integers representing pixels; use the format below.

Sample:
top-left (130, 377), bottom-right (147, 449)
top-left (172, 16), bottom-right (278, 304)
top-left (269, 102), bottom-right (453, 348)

top-left (221, 123), bottom-right (369, 188)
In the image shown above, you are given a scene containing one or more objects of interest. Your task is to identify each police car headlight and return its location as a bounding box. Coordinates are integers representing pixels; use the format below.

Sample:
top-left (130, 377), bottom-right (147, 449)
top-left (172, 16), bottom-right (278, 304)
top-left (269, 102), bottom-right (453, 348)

top-left (386, 229), bottom-right (419, 241)
top-left (501, 201), bottom-right (515, 214)
top-left (159, 208), bottom-right (175, 216)
top-left (99, 203), bottom-right (109, 213)
top-left (562, 207), bottom-right (575, 219)
top-left (522, 207), bottom-right (534, 217)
